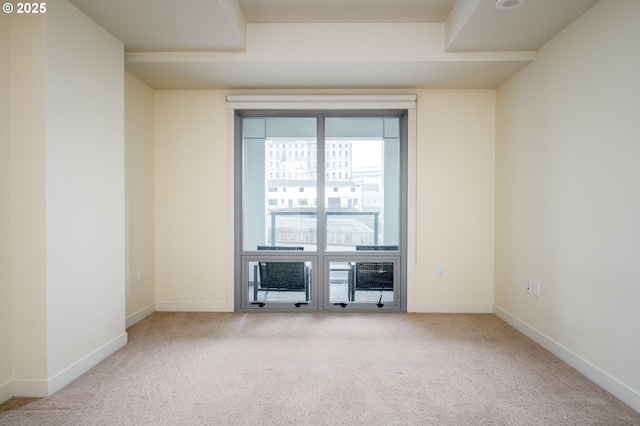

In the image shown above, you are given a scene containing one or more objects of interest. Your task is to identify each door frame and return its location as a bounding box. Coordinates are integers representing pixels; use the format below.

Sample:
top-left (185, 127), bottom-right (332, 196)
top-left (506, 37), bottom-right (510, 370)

top-left (232, 101), bottom-right (413, 312)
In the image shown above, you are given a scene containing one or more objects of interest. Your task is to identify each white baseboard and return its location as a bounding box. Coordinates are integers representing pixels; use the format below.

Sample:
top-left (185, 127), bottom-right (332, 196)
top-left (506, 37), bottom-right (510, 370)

top-left (0, 380), bottom-right (13, 404)
top-left (46, 332), bottom-right (128, 396)
top-left (494, 305), bottom-right (640, 414)
top-left (126, 303), bottom-right (156, 328)
top-left (155, 301), bottom-right (233, 312)
top-left (13, 380), bottom-right (48, 398)
top-left (410, 303), bottom-right (494, 313)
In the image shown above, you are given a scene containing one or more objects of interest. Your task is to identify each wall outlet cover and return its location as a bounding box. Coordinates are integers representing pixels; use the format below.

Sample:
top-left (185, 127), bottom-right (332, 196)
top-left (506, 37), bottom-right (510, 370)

top-left (533, 281), bottom-right (540, 297)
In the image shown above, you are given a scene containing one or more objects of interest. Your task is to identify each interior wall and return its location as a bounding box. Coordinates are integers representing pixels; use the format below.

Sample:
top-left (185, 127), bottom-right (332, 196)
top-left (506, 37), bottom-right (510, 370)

top-left (125, 72), bottom-right (156, 326)
top-left (154, 91), bottom-right (232, 311)
top-left (154, 89), bottom-right (495, 312)
top-left (0, 12), bottom-right (12, 405)
top-left (9, 13), bottom-right (48, 396)
top-left (413, 89), bottom-right (495, 312)
top-left (495, 0), bottom-right (640, 410)
top-left (44, 0), bottom-right (126, 390)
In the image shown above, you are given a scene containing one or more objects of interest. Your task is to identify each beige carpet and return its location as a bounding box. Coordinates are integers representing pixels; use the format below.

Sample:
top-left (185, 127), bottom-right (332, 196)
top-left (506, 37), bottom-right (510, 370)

top-left (1, 312), bottom-right (639, 425)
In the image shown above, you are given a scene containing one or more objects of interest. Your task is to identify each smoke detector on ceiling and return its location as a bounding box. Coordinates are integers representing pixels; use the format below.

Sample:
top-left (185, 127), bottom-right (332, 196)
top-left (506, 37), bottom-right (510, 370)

top-left (495, 0), bottom-right (526, 10)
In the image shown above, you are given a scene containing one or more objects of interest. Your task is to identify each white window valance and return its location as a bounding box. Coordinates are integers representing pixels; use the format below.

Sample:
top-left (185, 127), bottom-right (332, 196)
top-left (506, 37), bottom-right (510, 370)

top-left (226, 94), bottom-right (416, 110)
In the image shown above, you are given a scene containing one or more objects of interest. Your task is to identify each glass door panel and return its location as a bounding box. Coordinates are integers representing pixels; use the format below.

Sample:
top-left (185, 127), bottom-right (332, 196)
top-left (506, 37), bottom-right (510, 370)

top-left (241, 117), bottom-right (318, 309)
top-left (246, 260), bottom-right (313, 305)
top-left (242, 117), bottom-right (318, 252)
top-left (324, 117), bottom-right (400, 252)
top-left (327, 259), bottom-right (398, 309)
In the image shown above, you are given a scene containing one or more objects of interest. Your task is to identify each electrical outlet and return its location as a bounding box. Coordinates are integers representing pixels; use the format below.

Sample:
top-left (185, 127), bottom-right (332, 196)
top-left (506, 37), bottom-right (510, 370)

top-left (526, 279), bottom-right (532, 293)
top-left (137, 269), bottom-right (143, 282)
top-left (532, 281), bottom-right (540, 297)
top-left (436, 264), bottom-right (444, 277)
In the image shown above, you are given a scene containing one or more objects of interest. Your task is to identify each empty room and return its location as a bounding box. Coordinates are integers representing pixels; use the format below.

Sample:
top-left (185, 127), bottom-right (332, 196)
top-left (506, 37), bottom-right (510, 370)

top-left (1, 0), bottom-right (639, 424)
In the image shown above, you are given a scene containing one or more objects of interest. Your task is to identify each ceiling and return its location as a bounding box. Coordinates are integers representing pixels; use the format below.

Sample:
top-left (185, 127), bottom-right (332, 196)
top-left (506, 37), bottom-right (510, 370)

top-left (68, 0), bottom-right (600, 90)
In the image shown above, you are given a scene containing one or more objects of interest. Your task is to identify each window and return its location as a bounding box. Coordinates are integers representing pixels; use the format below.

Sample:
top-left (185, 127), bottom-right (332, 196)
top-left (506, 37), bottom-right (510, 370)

top-left (236, 110), bottom-right (408, 312)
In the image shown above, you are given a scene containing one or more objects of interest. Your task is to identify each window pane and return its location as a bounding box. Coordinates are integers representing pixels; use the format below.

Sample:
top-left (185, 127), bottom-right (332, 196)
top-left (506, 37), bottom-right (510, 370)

top-left (328, 260), bottom-right (395, 304)
top-left (248, 261), bottom-right (312, 303)
top-left (243, 117), bottom-right (317, 251)
top-left (324, 117), bottom-right (400, 251)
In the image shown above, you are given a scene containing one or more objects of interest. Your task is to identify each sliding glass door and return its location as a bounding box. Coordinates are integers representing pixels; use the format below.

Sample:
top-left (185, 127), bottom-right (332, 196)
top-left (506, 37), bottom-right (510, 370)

top-left (241, 117), bottom-right (318, 309)
top-left (324, 117), bottom-right (401, 308)
top-left (236, 112), bottom-right (406, 311)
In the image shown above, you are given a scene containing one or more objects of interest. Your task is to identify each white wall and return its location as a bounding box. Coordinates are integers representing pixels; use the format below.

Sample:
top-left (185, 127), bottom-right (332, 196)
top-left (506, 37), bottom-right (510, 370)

top-left (154, 91), bottom-right (233, 311)
top-left (413, 90), bottom-right (495, 312)
top-left (0, 11), bottom-right (12, 405)
top-left (125, 72), bottom-right (156, 326)
top-left (0, 0), bottom-right (128, 399)
top-left (495, 0), bottom-right (640, 411)
top-left (2, 0), bottom-right (131, 401)
top-left (44, 0), bottom-right (127, 392)
top-left (9, 13), bottom-right (49, 397)
top-left (153, 89), bottom-right (496, 313)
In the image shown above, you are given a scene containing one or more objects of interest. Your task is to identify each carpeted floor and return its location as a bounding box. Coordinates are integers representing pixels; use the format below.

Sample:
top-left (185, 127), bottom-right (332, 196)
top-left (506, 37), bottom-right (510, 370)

top-left (1, 312), bottom-right (639, 425)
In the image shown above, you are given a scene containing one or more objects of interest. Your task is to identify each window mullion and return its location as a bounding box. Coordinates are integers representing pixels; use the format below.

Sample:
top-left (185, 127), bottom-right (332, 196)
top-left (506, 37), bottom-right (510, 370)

top-left (317, 115), bottom-right (326, 254)
top-left (316, 115), bottom-right (326, 307)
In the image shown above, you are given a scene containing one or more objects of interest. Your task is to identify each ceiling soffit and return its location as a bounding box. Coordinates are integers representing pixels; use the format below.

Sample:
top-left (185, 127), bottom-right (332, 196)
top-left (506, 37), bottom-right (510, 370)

top-left (68, 0), bottom-right (600, 89)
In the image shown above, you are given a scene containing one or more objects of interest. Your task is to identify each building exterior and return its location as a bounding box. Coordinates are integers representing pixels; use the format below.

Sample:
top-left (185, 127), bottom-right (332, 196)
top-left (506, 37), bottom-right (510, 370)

top-left (266, 139), bottom-right (367, 211)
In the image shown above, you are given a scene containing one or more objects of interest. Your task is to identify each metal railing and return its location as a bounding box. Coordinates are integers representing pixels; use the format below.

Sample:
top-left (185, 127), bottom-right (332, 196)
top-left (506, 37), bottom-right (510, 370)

top-left (268, 211), bottom-right (379, 247)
